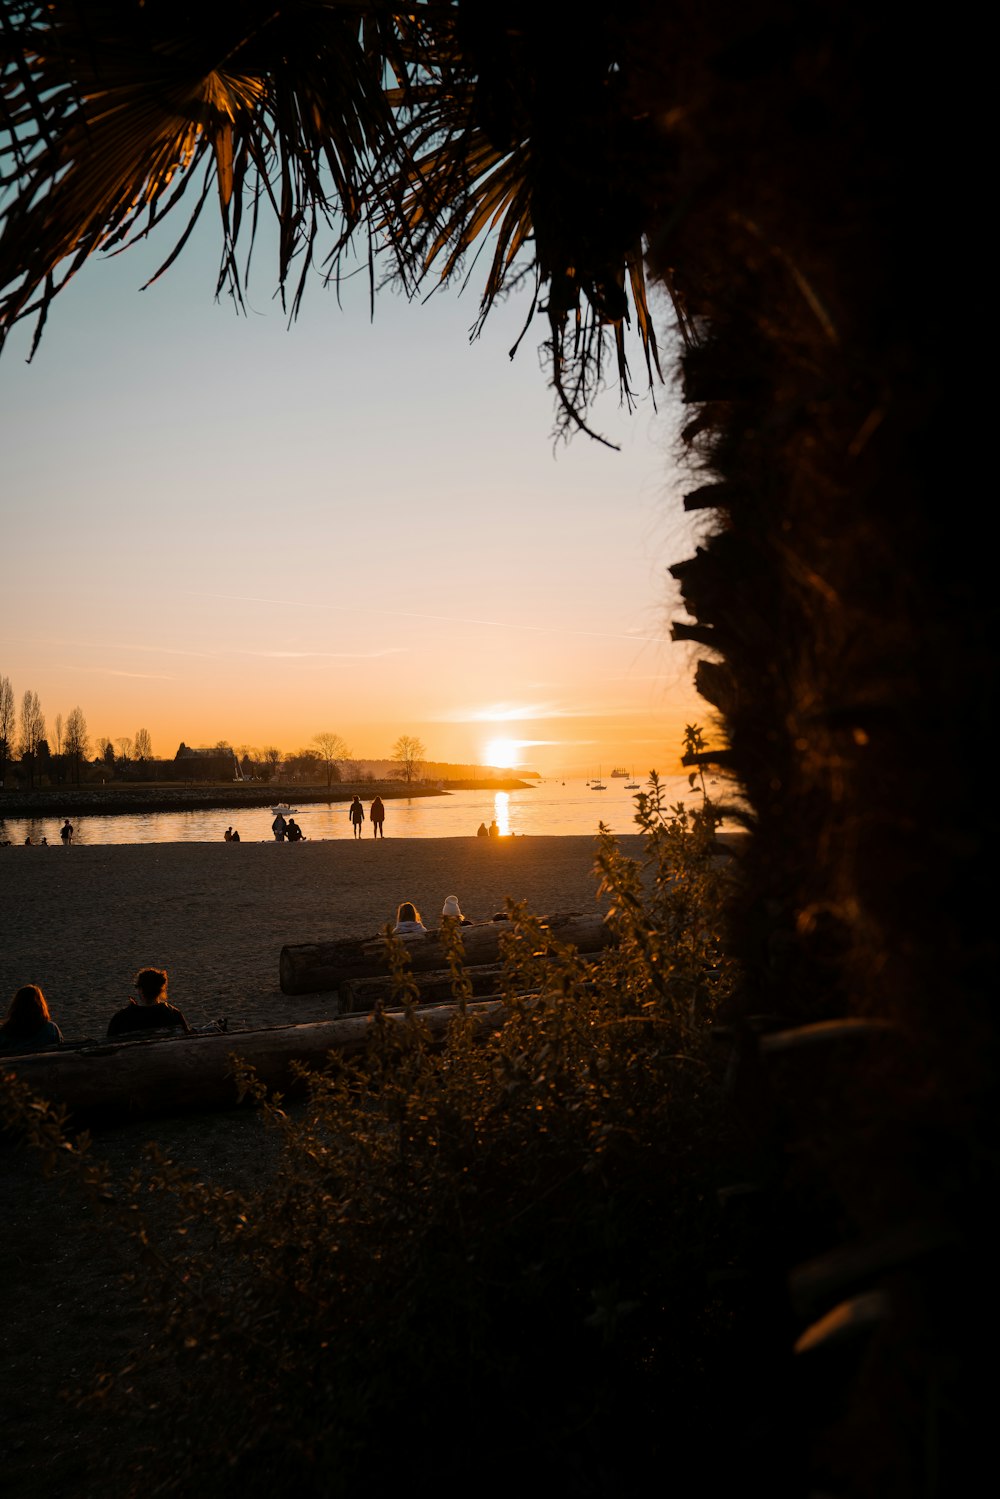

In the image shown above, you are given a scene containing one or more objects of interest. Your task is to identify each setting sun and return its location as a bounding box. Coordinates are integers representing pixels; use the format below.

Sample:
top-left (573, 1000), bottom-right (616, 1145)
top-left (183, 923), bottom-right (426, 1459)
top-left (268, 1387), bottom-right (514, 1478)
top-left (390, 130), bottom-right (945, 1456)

top-left (484, 738), bottom-right (520, 768)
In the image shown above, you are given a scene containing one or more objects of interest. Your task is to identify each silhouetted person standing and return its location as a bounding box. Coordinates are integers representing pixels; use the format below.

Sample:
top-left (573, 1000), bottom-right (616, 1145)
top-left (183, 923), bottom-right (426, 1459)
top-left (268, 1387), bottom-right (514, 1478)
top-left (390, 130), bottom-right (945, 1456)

top-left (349, 795), bottom-right (365, 839)
top-left (271, 812), bottom-right (287, 841)
top-left (60, 819), bottom-right (73, 844)
top-left (370, 796), bottom-right (385, 838)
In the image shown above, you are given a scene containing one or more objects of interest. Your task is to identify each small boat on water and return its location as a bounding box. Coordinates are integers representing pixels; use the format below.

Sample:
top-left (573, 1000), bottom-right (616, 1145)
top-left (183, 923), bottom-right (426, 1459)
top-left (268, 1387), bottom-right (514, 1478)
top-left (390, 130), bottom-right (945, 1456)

top-left (590, 768), bottom-right (607, 790)
top-left (271, 803), bottom-right (299, 816)
top-left (626, 767), bottom-right (640, 789)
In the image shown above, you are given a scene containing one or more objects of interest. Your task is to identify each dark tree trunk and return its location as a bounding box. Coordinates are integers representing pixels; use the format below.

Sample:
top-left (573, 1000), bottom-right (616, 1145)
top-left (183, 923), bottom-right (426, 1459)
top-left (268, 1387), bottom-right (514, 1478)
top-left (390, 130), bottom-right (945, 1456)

top-left (628, 5), bottom-right (988, 1491)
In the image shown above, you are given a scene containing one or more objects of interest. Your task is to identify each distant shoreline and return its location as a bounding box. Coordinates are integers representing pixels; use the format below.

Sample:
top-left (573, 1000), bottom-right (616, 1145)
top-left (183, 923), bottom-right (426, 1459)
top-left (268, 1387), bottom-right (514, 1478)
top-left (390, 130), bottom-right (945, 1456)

top-left (0, 778), bottom-right (533, 820)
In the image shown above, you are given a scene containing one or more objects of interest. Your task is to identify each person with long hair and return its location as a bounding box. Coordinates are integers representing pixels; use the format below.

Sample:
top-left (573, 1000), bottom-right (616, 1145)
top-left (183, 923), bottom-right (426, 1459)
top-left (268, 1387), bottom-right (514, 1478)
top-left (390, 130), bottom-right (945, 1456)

top-left (393, 901), bottom-right (427, 936)
top-left (0, 984), bottom-right (63, 1053)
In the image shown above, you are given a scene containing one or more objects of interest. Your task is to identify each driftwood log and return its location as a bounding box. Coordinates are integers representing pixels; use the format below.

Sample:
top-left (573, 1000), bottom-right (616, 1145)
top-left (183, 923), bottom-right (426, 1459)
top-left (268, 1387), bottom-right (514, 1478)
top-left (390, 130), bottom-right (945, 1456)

top-left (2, 1000), bottom-right (507, 1127)
top-left (279, 911), bottom-right (612, 1000)
top-left (338, 963), bottom-right (505, 1014)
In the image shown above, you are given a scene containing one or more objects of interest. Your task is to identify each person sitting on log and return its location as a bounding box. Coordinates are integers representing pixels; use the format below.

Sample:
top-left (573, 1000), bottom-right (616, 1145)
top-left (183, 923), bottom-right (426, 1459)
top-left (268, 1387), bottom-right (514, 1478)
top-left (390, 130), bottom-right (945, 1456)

top-left (476, 822), bottom-right (488, 838)
top-left (441, 895), bottom-right (473, 927)
top-left (393, 901), bottom-right (428, 936)
top-left (107, 967), bottom-right (192, 1039)
top-left (0, 984), bottom-right (64, 1053)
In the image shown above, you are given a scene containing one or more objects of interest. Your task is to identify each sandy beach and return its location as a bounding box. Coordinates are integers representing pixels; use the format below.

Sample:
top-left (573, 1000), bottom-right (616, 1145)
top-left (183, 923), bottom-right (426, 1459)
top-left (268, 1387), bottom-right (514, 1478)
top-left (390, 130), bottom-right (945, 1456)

top-left (0, 834), bottom-right (643, 1042)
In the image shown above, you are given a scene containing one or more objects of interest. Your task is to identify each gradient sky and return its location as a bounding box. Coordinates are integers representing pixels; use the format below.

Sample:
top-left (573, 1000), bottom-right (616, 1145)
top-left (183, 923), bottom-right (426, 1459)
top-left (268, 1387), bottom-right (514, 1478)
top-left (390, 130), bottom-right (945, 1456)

top-left (0, 214), bottom-right (711, 777)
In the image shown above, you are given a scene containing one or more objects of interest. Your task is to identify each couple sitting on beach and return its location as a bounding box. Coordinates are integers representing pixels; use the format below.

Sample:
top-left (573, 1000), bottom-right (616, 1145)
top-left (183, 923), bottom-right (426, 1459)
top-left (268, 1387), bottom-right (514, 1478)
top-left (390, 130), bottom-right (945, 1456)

top-left (392, 895), bottom-right (475, 936)
top-left (2, 968), bottom-right (210, 1054)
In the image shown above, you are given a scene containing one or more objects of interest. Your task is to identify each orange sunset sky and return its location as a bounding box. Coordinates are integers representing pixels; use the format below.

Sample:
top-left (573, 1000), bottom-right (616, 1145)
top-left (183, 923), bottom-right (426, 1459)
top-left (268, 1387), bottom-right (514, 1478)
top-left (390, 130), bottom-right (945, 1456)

top-left (1, 219), bottom-right (710, 778)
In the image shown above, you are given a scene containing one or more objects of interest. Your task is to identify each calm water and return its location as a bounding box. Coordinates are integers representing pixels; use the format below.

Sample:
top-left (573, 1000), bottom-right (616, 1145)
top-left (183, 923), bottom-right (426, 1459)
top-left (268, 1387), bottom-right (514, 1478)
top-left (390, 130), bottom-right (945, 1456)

top-left (0, 775), bottom-right (740, 846)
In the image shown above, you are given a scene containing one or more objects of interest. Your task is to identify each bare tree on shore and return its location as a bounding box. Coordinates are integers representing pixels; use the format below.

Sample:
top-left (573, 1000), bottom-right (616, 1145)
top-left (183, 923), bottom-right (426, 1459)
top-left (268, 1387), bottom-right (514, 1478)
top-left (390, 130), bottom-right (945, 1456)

top-left (18, 689), bottom-right (45, 788)
top-left (313, 733), bottom-right (349, 789)
top-left (0, 674), bottom-right (14, 786)
top-left (65, 706), bottom-right (90, 784)
top-left (261, 746), bottom-right (283, 782)
top-left (392, 735), bottom-right (425, 786)
top-left (134, 727), bottom-right (152, 762)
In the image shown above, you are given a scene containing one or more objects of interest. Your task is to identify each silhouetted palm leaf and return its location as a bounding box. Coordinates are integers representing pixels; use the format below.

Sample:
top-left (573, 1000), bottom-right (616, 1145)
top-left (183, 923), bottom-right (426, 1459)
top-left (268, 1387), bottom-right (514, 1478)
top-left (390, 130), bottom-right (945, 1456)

top-left (0, 1), bottom-right (411, 353)
top-left (1, 2), bottom-right (661, 437)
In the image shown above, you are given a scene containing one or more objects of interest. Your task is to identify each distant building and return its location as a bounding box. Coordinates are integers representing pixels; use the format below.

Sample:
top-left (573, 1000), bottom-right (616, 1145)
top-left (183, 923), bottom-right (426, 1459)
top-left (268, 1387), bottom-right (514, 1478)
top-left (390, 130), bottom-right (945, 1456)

top-left (173, 743), bottom-right (236, 782)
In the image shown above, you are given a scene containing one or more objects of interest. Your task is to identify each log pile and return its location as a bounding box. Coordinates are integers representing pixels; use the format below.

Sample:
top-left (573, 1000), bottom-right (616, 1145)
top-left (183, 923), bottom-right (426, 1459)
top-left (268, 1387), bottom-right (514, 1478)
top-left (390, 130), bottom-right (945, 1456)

top-left (279, 911), bottom-right (612, 1005)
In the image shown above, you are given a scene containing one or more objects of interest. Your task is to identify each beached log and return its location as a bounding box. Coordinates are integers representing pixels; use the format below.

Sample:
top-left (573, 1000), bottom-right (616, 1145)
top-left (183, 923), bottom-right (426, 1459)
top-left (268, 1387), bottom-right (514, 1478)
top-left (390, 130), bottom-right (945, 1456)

top-left (279, 911), bottom-right (612, 996)
top-left (2, 1000), bottom-right (508, 1127)
top-left (338, 963), bottom-right (505, 1014)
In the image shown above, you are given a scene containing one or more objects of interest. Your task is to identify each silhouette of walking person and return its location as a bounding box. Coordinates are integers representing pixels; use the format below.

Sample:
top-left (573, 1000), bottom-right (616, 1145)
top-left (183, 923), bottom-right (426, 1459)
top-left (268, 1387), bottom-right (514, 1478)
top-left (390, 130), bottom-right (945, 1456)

top-left (370, 795), bottom-right (385, 838)
top-left (271, 811), bottom-right (287, 842)
top-left (349, 795), bottom-right (365, 839)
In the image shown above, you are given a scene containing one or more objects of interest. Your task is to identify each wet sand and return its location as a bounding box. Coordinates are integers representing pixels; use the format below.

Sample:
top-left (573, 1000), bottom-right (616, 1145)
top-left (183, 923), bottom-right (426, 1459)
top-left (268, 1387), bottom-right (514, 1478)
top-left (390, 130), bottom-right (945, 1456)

top-left (0, 834), bottom-right (642, 1041)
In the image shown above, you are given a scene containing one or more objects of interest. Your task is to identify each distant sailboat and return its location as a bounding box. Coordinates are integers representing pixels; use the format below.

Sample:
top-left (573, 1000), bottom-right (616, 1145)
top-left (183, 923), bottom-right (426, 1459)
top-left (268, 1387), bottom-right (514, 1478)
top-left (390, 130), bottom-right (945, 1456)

top-left (590, 767), bottom-right (607, 790)
top-left (626, 767), bottom-right (640, 789)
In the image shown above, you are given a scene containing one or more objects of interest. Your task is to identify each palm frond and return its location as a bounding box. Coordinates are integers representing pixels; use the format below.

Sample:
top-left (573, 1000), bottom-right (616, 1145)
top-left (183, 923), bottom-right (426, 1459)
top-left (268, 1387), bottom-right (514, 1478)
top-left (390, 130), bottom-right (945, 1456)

top-left (0, 1), bottom-right (412, 351)
top-left (1, 3), bottom-right (664, 441)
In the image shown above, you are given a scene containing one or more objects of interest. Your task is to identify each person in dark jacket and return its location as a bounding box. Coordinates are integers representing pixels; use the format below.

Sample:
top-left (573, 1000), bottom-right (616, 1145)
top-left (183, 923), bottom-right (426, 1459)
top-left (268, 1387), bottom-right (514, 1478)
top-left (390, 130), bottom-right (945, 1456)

top-left (107, 967), bottom-right (191, 1039)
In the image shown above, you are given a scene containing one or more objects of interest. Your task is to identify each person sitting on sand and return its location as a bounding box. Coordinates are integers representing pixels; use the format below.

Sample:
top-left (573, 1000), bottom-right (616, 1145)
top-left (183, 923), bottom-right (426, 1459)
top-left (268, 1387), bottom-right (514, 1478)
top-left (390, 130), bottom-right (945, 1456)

top-left (488, 820), bottom-right (500, 838)
top-left (286, 818), bottom-right (304, 842)
top-left (476, 822), bottom-right (488, 838)
top-left (441, 895), bottom-right (473, 927)
top-left (224, 826), bottom-right (233, 841)
top-left (107, 967), bottom-right (191, 1039)
top-left (349, 795), bottom-right (365, 839)
top-left (393, 901), bottom-right (428, 936)
top-left (231, 828), bottom-right (241, 842)
top-left (0, 984), bottom-right (64, 1053)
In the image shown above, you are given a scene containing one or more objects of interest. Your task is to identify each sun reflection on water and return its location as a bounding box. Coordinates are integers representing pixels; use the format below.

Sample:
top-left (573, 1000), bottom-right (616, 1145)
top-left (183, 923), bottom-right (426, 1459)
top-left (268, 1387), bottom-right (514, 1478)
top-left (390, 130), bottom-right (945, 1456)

top-left (493, 791), bottom-right (510, 837)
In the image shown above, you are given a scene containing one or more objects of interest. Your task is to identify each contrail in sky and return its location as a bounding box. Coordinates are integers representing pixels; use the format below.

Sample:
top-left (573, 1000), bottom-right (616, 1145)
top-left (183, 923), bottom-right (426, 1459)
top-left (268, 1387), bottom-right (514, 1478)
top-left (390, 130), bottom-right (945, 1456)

top-left (188, 590), bottom-right (666, 646)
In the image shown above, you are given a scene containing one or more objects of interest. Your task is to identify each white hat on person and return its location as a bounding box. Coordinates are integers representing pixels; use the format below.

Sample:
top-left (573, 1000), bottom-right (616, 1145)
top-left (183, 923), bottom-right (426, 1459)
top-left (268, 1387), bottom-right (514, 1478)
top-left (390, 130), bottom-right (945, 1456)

top-left (441, 895), bottom-right (464, 920)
